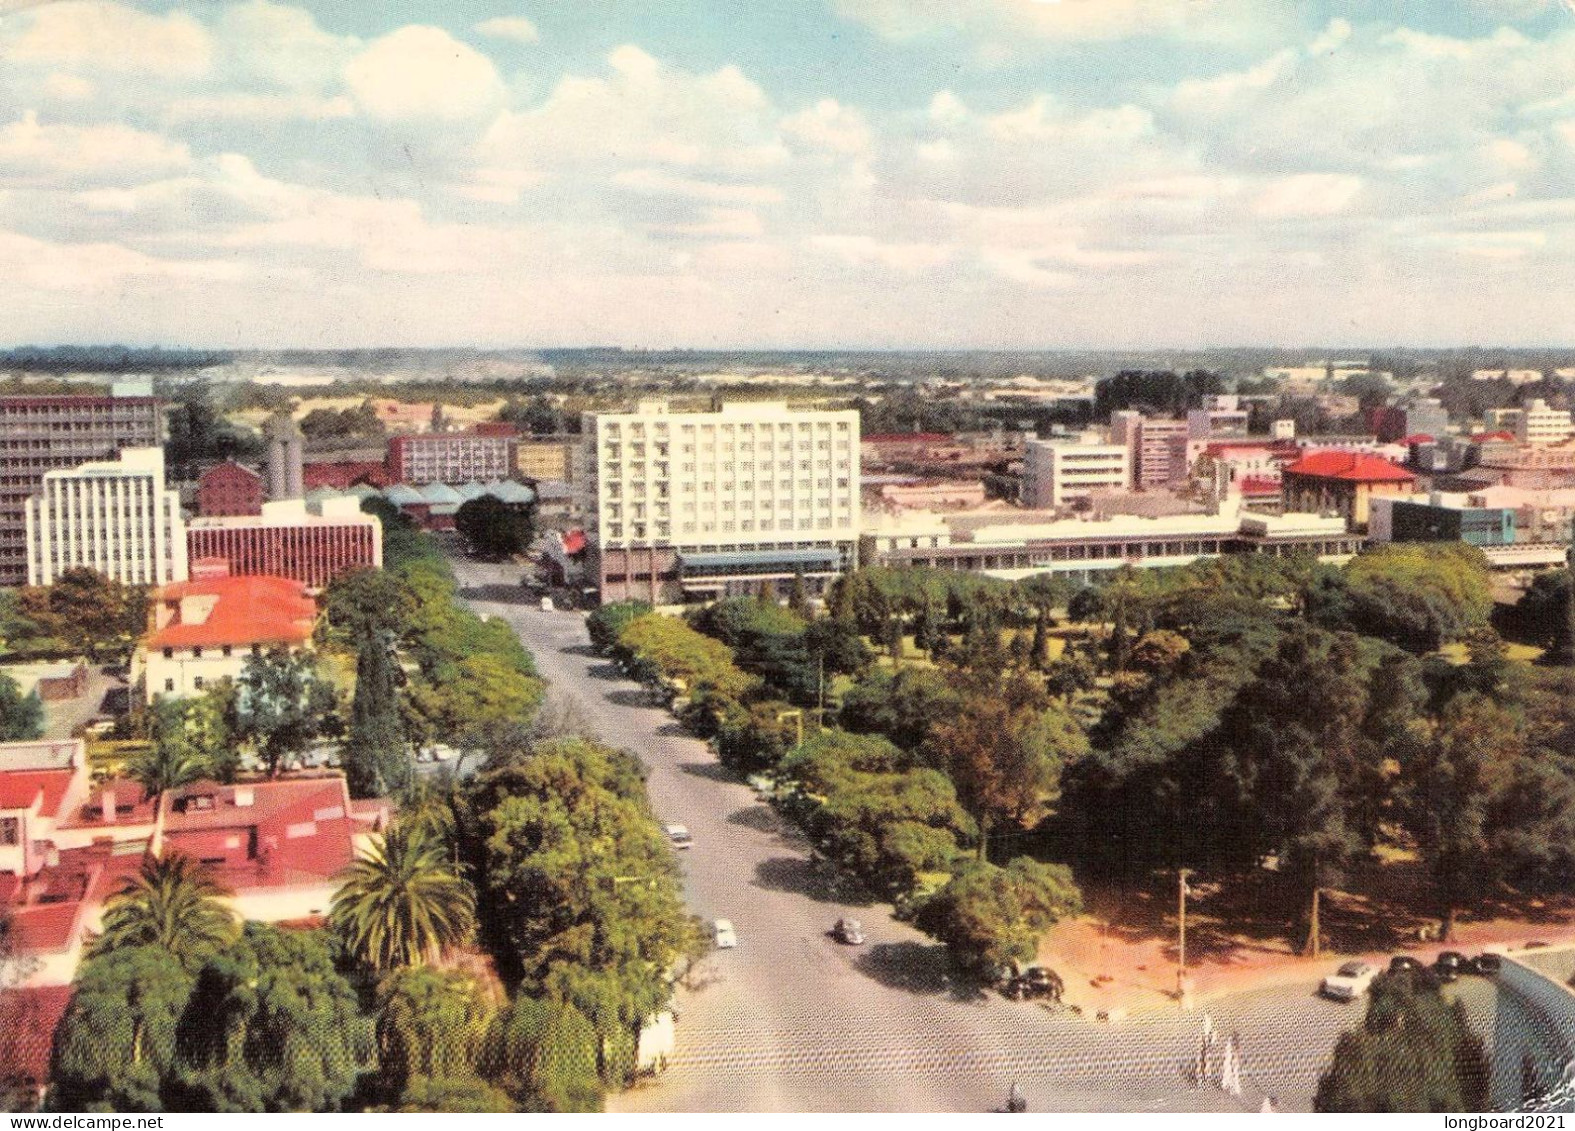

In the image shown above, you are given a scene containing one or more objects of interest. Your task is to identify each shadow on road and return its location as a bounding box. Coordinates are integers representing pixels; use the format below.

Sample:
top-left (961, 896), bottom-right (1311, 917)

top-left (655, 722), bottom-right (690, 738)
top-left (678, 760), bottom-right (737, 784)
top-left (456, 584), bottom-right (536, 604)
top-left (559, 643), bottom-right (599, 658)
top-left (727, 805), bottom-right (785, 835)
top-left (587, 662), bottom-right (625, 682)
top-left (853, 941), bottom-right (985, 1002)
top-left (752, 856), bottom-right (877, 908)
top-left (606, 688), bottom-right (661, 709)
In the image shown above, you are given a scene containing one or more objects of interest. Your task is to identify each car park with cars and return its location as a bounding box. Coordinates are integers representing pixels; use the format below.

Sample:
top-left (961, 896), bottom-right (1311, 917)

top-left (1320, 960), bottom-right (1379, 1001)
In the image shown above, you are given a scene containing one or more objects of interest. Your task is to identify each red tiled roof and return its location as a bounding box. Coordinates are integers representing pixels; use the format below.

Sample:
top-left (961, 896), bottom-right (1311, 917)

top-left (1238, 476), bottom-right (1282, 494)
top-left (1284, 451), bottom-right (1416, 483)
top-left (0, 770), bottom-right (75, 816)
top-left (1472, 431), bottom-right (1516, 443)
top-left (0, 986), bottom-right (73, 1085)
top-left (146, 575), bottom-right (316, 650)
top-left (561, 529), bottom-right (588, 555)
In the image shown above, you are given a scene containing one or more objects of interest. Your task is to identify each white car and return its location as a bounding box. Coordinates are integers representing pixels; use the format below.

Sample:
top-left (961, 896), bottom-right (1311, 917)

top-left (1320, 960), bottom-right (1379, 1001)
top-left (665, 823), bottom-right (694, 850)
top-left (713, 919), bottom-right (738, 949)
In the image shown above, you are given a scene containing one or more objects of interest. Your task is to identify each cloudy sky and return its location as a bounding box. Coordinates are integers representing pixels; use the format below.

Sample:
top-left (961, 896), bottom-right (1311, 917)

top-left (2, 0), bottom-right (1575, 349)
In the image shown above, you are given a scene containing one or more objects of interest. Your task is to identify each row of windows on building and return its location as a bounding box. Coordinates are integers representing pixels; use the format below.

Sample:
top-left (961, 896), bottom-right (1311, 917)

top-left (601, 419), bottom-right (853, 436)
top-left (607, 515), bottom-right (855, 541)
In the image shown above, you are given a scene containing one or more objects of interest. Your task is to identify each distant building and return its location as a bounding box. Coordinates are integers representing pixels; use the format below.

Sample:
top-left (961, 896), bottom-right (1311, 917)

top-left (186, 496), bottom-right (382, 591)
top-left (585, 400), bottom-right (859, 603)
top-left (1516, 399), bottom-right (1573, 446)
top-left (24, 447), bottom-right (187, 587)
top-left (1280, 451), bottom-right (1416, 530)
top-left (302, 459), bottom-right (389, 491)
top-left (197, 461), bottom-right (264, 517)
top-left (1022, 438), bottom-right (1130, 508)
top-left (386, 425), bottom-right (518, 485)
top-left (516, 437), bottom-right (577, 483)
top-left (0, 384), bottom-right (166, 586)
top-left (1110, 412), bottom-right (1189, 490)
top-left (139, 574), bottom-right (316, 702)
top-left (1369, 496), bottom-right (1515, 547)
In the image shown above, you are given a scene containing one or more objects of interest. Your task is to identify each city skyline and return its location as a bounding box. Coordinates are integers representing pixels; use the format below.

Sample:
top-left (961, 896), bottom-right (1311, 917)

top-left (5, 0), bottom-right (1575, 349)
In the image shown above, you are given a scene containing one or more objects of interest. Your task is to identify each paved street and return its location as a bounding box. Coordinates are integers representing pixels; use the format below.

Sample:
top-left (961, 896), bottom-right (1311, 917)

top-left (452, 559), bottom-right (1515, 1112)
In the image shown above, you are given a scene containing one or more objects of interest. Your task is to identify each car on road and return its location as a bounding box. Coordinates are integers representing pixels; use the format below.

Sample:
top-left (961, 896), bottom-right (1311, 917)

top-left (1470, 953), bottom-right (1503, 976)
top-left (540, 596), bottom-right (555, 611)
top-left (1006, 966), bottom-right (1064, 1002)
top-left (832, 918), bottom-right (865, 945)
top-left (1388, 955), bottom-right (1425, 975)
top-left (713, 919), bottom-right (738, 949)
top-left (665, 823), bottom-right (694, 849)
top-left (1320, 960), bottom-right (1379, 1001)
top-left (1433, 951), bottom-right (1468, 983)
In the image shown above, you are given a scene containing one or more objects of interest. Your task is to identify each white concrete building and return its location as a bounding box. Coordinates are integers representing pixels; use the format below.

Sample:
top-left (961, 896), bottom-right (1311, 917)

top-left (24, 447), bottom-right (187, 587)
top-left (583, 400), bottom-right (860, 603)
top-left (1023, 436), bottom-right (1130, 508)
top-left (1516, 399), bottom-right (1574, 445)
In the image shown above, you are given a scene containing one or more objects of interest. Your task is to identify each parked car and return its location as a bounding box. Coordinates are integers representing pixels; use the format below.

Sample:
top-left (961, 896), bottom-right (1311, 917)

top-left (1320, 960), bottom-right (1379, 1002)
top-left (713, 919), bottom-right (738, 949)
top-left (1469, 953), bottom-right (1503, 976)
top-left (664, 823), bottom-right (694, 850)
top-left (540, 596), bottom-right (555, 612)
top-left (1433, 951), bottom-right (1469, 983)
top-left (1007, 966), bottom-right (1064, 1002)
top-left (832, 918), bottom-right (865, 945)
top-left (1388, 955), bottom-right (1425, 975)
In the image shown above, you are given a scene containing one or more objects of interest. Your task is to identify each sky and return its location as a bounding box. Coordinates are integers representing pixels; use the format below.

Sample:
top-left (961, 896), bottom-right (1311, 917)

top-left (3, 0), bottom-right (1575, 350)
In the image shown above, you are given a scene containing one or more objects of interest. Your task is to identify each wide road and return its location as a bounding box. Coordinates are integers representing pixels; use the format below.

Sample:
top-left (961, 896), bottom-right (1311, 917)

top-left (452, 560), bottom-right (1506, 1113)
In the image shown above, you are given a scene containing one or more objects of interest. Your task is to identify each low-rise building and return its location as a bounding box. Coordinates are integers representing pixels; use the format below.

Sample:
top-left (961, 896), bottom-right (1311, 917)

top-left (1369, 496), bottom-right (1516, 547)
top-left (139, 574), bottom-right (316, 702)
top-left (1281, 451), bottom-right (1417, 530)
top-left (197, 461), bottom-right (264, 517)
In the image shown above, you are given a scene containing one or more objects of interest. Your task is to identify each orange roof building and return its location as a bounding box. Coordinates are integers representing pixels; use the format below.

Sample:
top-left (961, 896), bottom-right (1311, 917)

top-left (1282, 451), bottom-right (1417, 530)
top-left (139, 575), bottom-right (317, 702)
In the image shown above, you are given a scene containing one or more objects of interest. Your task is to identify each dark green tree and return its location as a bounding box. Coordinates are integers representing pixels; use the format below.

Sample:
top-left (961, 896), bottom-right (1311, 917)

top-left (454, 495), bottom-right (533, 561)
top-left (0, 673), bottom-right (43, 741)
top-left (347, 629), bottom-right (409, 798)
top-left (483, 997), bottom-right (603, 1112)
top-left (91, 855), bottom-right (238, 971)
top-left (915, 857), bottom-right (1082, 977)
top-left (233, 648), bottom-right (338, 776)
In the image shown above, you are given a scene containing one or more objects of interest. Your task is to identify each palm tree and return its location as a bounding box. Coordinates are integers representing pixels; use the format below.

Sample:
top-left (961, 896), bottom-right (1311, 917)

top-left (331, 826), bottom-right (475, 973)
top-left (92, 854), bottom-right (238, 968)
top-left (127, 740), bottom-right (209, 802)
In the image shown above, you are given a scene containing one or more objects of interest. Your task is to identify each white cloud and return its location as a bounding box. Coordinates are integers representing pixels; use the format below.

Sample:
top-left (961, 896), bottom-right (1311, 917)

top-left (0, 112), bottom-right (190, 185)
top-left (830, 0), bottom-right (1291, 47)
top-left (810, 233), bottom-right (952, 271)
top-left (42, 73), bottom-right (96, 102)
top-left (475, 16), bottom-right (540, 44)
top-left (611, 168), bottom-right (784, 205)
top-left (782, 100), bottom-right (873, 156)
top-left (215, 2), bottom-right (359, 92)
top-left (2, 1), bottom-right (213, 77)
top-left (166, 93), bottom-right (356, 123)
top-left (346, 26), bottom-right (506, 121)
top-left (1252, 173), bottom-right (1364, 218)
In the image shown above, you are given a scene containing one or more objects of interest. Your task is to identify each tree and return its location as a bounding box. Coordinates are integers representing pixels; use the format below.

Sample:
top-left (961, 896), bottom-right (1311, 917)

top-left (586, 601), bottom-right (651, 655)
top-left (233, 648), bottom-right (338, 776)
top-left (1403, 693), bottom-right (1523, 941)
top-left (167, 925), bottom-right (370, 1112)
top-left (483, 997), bottom-right (603, 1112)
top-left (0, 673), bottom-right (43, 742)
top-left (1310, 544), bottom-right (1494, 654)
top-left (47, 946), bottom-right (194, 1112)
top-left (1315, 972), bottom-right (1489, 1112)
top-left (803, 617), bottom-right (872, 676)
top-left (330, 826), bottom-right (475, 974)
top-left (92, 855), bottom-right (238, 971)
top-left (18, 568), bottom-right (144, 661)
top-left (375, 967), bottom-right (499, 1105)
top-left (319, 568), bottom-right (417, 650)
top-left (131, 698), bottom-right (216, 800)
top-left (838, 666), bottom-right (961, 753)
top-left (347, 629), bottom-right (409, 799)
top-left (455, 495), bottom-right (533, 561)
top-left (915, 857), bottom-right (1082, 978)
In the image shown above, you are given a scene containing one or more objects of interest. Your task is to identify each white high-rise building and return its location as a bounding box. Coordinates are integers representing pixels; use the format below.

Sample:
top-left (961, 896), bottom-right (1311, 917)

top-left (1023, 437), bottom-right (1131, 508)
top-left (583, 400), bottom-right (860, 604)
top-left (25, 447), bottom-right (188, 586)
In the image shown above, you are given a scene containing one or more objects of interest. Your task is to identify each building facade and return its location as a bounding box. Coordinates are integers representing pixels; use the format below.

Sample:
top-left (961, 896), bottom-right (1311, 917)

top-left (1109, 411), bottom-right (1190, 489)
top-left (186, 497), bottom-right (382, 591)
top-left (1369, 497), bottom-right (1516, 547)
top-left (0, 385), bottom-right (165, 586)
top-left (263, 411), bottom-right (305, 501)
top-left (24, 447), bottom-right (187, 587)
top-left (585, 400), bottom-right (860, 603)
top-left (386, 426), bottom-right (518, 485)
top-left (1516, 399), bottom-right (1574, 446)
top-left (1022, 438), bottom-right (1130, 508)
top-left (1280, 451), bottom-right (1417, 530)
top-left (197, 461), bottom-right (264, 517)
top-left (516, 437), bottom-right (577, 483)
top-left (140, 574), bottom-right (316, 701)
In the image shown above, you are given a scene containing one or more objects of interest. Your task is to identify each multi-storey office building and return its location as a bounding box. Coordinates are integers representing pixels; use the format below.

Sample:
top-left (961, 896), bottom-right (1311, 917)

top-left (386, 425), bottom-right (518, 485)
top-left (1109, 411), bottom-right (1190, 489)
top-left (186, 496), bottom-right (382, 591)
top-left (1516, 399), bottom-right (1574, 446)
top-left (1022, 438), bottom-right (1130, 508)
top-left (24, 447), bottom-right (188, 587)
top-left (0, 384), bottom-right (165, 586)
top-left (584, 401), bottom-right (860, 604)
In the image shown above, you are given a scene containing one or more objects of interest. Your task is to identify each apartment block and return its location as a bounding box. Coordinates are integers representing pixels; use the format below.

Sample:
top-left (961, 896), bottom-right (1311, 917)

top-left (1022, 438), bottom-right (1130, 508)
top-left (1516, 399), bottom-right (1574, 446)
top-left (0, 384), bottom-right (165, 586)
top-left (584, 400), bottom-right (860, 604)
top-left (24, 447), bottom-right (187, 587)
top-left (386, 425), bottom-right (518, 485)
top-left (1110, 411), bottom-right (1190, 489)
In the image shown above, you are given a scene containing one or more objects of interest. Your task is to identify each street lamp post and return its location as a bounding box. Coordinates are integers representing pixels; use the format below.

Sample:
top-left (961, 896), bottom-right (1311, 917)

top-left (1177, 868), bottom-right (1194, 1009)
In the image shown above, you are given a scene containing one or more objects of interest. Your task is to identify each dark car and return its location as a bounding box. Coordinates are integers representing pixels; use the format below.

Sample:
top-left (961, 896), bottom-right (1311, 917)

top-left (1470, 953), bottom-right (1503, 976)
top-left (1433, 951), bottom-right (1468, 983)
top-left (1007, 966), bottom-right (1064, 1003)
top-left (1389, 955), bottom-right (1425, 974)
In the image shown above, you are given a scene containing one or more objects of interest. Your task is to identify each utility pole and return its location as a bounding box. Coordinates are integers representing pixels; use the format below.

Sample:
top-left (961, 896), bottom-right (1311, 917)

top-left (1177, 868), bottom-right (1193, 1006)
